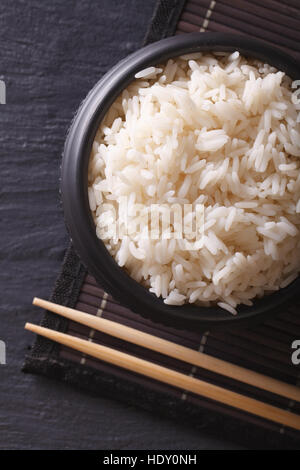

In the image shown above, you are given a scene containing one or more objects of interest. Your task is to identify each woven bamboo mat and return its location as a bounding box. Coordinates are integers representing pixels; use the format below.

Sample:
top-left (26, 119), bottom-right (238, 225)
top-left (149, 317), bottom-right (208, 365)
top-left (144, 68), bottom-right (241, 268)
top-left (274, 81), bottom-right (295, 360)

top-left (177, 0), bottom-right (300, 61)
top-left (25, 0), bottom-right (300, 449)
top-left (61, 272), bottom-right (300, 436)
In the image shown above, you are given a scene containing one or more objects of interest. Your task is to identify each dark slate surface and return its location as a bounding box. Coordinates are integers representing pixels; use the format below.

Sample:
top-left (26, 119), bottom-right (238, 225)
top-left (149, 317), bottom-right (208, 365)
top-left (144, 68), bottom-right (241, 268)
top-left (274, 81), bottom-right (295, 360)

top-left (0, 0), bottom-right (242, 449)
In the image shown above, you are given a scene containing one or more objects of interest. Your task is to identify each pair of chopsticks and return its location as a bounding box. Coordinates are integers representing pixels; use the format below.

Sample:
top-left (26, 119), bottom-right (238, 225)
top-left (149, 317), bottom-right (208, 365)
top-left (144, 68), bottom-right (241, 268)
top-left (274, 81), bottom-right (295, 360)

top-left (25, 297), bottom-right (300, 431)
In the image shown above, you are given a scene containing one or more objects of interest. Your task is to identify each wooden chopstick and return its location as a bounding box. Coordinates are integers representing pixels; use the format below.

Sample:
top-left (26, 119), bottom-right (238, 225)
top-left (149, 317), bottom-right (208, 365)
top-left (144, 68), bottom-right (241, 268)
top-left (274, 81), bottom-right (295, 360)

top-left (33, 297), bottom-right (300, 403)
top-left (25, 322), bottom-right (300, 431)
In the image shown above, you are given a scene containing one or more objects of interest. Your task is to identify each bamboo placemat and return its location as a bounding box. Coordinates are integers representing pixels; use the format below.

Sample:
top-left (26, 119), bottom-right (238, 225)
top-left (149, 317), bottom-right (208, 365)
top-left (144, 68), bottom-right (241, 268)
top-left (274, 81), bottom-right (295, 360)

top-left (177, 0), bottom-right (300, 61)
top-left (24, 0), bottom-right (300, 449)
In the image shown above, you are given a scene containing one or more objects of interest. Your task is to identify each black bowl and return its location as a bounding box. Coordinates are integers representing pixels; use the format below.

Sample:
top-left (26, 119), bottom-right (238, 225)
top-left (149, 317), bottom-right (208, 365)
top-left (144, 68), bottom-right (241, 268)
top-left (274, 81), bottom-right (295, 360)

top-left (61, 32), bottom-right (300, 331)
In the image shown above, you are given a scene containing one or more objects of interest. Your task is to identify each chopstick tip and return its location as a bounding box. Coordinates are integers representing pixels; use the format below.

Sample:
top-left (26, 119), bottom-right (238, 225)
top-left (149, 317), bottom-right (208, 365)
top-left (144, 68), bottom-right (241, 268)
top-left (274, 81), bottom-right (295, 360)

top-left (25, 322), bottom-right (33, 331)
top-left (25, 322), bottom-right (40, 334)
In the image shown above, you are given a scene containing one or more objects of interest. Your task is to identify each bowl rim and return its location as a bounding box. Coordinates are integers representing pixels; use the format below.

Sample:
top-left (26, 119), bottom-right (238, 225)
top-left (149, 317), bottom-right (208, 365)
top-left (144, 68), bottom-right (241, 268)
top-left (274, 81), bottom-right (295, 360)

top-left (61, 32), bottom-right (300, 331)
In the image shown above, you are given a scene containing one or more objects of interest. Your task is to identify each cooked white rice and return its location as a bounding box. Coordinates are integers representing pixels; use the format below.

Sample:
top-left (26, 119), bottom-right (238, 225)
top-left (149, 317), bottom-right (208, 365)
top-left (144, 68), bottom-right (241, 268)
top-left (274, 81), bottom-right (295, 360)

top-left (88, 51), bottom-right (300, 314)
